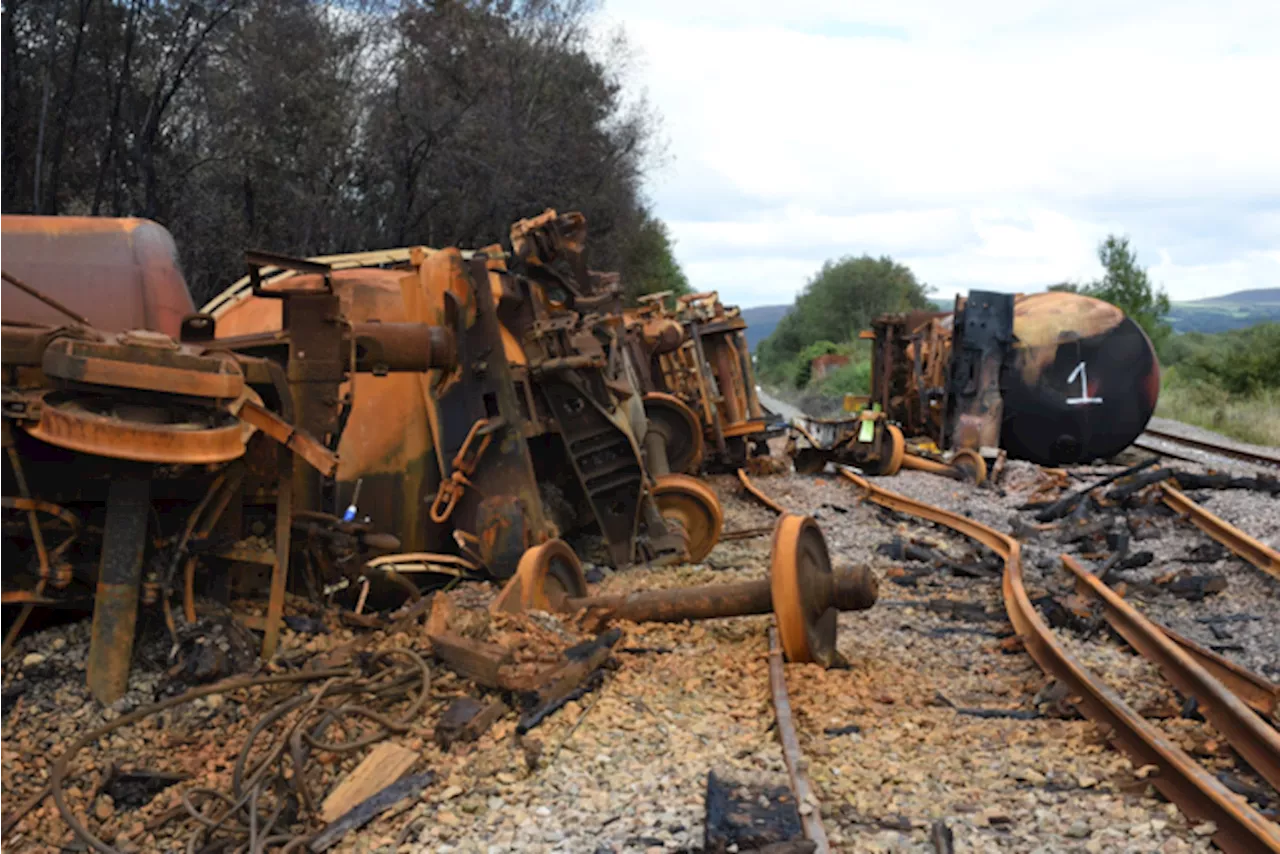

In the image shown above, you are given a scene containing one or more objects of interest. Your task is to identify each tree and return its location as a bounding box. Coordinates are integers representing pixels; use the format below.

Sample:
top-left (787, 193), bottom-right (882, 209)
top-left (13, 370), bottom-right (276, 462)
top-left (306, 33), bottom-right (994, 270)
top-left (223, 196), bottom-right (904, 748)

top-left (618, 216), bottom-right (690, 304)
top-left (1081, 235), bottom-right (1170, 345)
top-left (0, 0), bottom-right (665, 305)
top-left (757, 255), bottom-right (930, 382)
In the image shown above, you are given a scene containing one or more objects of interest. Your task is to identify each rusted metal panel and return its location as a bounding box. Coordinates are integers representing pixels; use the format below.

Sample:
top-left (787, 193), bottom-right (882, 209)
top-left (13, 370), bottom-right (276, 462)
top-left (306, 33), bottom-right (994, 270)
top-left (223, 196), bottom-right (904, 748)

top-left (25, 391), bottom-right (248, 464)
top-left (1, 216), bottom-right (194, 337)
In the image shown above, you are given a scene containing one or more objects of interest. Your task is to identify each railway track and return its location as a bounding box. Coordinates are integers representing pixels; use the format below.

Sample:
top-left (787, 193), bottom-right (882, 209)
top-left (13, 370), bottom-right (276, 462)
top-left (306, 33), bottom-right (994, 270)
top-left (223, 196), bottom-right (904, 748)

top-left (1136, 427), bottom-right (1280, 470)
top-left (736, 467), bottom-right (1280, 853)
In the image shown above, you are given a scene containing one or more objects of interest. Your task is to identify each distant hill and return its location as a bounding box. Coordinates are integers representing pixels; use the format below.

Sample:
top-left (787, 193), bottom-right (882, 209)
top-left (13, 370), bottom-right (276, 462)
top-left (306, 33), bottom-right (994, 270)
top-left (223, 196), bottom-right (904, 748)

top-left (938, 288), bottom-right (1280, 334)
top-left (1169, 288), bottom-right (1280, 333)
top-left (743, 288), bottom-right (1278, 350)
top-left (1190, 287), bottom-right (1280, 305)
top-left (740, 304), bottom-right (791, 350)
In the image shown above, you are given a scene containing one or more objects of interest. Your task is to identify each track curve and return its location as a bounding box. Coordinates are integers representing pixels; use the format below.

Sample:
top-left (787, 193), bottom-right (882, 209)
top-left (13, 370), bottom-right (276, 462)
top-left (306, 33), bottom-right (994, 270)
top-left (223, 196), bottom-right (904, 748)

top-left (734, 467), bottom-right (1280, 853)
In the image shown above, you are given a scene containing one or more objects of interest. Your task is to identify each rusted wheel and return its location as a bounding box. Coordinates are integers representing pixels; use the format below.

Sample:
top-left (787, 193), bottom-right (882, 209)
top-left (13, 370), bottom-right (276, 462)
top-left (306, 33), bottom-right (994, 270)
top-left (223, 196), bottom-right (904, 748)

top-left (490, 539), bottom-right (588, 615)
top-left (865, 423), bottom-right (905, 476)
top-left (652, 474), bottom-right (724, 563)
top-left (644, 393), bottom-right (705, 475)
top-left (770, 514), bottom-right (838, 666)
top-left (950, 448), bottom-right (988, 485)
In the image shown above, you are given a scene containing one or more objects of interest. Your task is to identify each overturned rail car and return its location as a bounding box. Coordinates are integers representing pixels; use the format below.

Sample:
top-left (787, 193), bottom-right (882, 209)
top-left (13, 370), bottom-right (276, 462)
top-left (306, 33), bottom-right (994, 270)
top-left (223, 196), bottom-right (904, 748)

top-left (789, 290), bottom-right (1160, 470)
top-left (2, 217), bottom-right (451, 701)
top-left (206, 210), bottom-right (725, 576)
top-left (624, 291), bottom-right (781, 472)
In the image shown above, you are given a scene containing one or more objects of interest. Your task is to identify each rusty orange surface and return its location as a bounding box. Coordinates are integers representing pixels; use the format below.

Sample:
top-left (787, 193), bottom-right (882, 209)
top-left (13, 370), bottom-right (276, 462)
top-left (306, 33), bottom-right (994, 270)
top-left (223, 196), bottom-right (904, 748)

top-left (1, 216), bottom-right (194, 337)
top-left (215, 266), bottom-right (438, 551)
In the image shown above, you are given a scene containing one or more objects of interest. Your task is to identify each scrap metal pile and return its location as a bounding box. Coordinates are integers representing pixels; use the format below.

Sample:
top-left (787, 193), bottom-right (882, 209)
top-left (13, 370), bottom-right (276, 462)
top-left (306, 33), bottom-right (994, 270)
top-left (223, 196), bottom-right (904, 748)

top-left (2, 217), bottom-right (459, 705)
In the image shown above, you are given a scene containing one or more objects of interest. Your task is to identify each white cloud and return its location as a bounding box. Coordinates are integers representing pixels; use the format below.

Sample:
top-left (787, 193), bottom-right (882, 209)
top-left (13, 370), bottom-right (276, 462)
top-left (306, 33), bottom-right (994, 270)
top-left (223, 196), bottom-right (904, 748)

top-left (600, 0), bottom-right (1280, 305)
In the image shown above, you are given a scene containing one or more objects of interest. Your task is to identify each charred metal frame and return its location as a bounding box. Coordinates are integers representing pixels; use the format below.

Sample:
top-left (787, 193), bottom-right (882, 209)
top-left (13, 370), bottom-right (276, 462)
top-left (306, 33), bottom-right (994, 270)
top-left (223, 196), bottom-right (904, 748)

top-left (624, 290), bottom-right (778, 471)
top-left (2, 220), bottom-right (453, 701)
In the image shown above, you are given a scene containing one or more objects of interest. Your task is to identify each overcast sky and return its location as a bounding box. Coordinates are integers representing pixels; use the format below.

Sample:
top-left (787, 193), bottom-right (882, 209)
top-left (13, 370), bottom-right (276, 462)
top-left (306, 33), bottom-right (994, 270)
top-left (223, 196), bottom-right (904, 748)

top-left (599, 0), bottom-right (1280, 307)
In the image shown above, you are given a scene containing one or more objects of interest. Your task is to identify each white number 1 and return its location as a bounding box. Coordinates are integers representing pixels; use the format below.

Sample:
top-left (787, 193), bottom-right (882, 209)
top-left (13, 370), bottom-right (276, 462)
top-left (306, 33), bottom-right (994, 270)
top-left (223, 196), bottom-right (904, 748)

top-left (1066, 361), bottom-right (1103, 405)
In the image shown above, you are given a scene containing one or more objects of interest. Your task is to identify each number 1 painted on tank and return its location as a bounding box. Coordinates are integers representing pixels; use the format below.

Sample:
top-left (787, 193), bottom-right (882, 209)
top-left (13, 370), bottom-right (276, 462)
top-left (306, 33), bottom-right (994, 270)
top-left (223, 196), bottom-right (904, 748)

top-left (1066, 361), bottom-right (1103, 405)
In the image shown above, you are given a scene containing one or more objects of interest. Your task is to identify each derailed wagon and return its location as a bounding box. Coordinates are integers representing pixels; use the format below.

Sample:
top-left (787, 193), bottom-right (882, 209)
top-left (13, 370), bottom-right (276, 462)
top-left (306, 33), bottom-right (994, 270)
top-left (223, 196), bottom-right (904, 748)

top-left (785, 289), bottom-right (1161, 473)
top-left (206, 210), bottom-right (726, 578)
top-left (2, 216), bottom-right (450, 700)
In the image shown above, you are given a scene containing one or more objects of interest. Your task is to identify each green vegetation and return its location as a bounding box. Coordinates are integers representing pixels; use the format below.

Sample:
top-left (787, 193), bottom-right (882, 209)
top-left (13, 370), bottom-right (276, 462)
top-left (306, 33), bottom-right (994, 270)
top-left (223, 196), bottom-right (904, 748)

top-left (1053, 235), bottom-right (1172, 346)
top-left (1155, 323), bottom-right (1280, 446)
top-left (756, 255), bottom-right (930, 394)
top-left (619, 216), bottom-right (691, 304)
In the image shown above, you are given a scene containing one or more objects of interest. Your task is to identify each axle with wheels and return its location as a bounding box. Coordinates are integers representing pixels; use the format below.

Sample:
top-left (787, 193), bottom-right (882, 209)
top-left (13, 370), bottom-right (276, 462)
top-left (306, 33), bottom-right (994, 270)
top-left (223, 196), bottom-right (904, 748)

top-left (491, 513), bottom-right (879, 667)
top-left (562, 563), bottom-right (876, 624)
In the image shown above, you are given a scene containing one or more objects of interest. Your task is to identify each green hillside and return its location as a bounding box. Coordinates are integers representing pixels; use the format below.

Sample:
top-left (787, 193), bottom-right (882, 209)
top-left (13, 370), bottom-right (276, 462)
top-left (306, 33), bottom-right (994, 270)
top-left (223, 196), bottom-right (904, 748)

top-left (1167, 288), bottom-right (1280, 333)
top-left (740, 304), bottom-right (791, 350)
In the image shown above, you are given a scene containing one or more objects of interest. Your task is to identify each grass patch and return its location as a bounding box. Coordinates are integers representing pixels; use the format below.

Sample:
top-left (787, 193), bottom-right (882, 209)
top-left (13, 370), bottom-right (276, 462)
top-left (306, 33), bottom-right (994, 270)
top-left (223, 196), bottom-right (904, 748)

top-left (1155, 381), bottom-right (1280, 448)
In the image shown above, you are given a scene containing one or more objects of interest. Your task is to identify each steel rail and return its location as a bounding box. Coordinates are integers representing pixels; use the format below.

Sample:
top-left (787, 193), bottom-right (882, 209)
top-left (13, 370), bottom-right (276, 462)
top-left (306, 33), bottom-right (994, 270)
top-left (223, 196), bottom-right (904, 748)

top-left (736, 468), bottom-right (787, 515)
top-left (735, 469), bottom-right (1279, 716)
top-left (1158, 626), bottom-right (1279, 718)
top-left (768, 627), bottom-right (831, 853)
top-left (1132, 438), bottom-right (1201, 466)
top-left (1141, 428), bottom-right (1280, 469)
top-left (1062, 555), bottom-right (1280, 791)
top-left (1160, 484), bottom-right (1280, 582)
top-left (830, 469), bottom-right (1280, 853)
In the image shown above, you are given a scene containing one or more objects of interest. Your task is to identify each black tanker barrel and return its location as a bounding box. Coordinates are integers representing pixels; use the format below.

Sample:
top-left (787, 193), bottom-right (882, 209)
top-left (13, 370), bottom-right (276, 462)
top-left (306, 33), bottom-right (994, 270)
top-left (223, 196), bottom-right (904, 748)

top-left (1000, 292), bottom-right (1160, 466)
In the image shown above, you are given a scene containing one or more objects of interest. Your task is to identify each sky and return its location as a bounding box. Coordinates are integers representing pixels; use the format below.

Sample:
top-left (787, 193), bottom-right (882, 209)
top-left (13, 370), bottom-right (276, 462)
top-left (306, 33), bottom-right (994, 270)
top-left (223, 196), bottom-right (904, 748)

top-left (597, 0), bottom-right (1280, 307)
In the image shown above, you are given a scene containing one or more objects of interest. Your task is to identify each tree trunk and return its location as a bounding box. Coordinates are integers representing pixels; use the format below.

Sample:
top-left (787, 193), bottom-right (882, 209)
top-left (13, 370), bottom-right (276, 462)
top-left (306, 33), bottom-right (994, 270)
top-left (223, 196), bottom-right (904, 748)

top-left (42, 0), bottom-right (93, 214)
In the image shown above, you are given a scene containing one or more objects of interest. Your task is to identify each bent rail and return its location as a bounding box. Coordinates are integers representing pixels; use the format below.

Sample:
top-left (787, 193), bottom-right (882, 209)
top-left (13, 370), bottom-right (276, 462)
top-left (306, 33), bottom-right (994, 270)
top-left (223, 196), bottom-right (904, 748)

top-left (1062, 555), bottom-right (1280, 792)
top-left (834, 469), bottom-right (1280, 854)
top-left (1160, 484), bottom-right (1280, 581)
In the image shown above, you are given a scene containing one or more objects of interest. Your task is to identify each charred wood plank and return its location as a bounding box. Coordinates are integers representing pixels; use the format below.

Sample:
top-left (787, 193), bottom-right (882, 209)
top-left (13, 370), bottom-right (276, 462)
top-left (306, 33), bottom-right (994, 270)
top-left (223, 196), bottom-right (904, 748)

top-left (309, 771), bottom-right (435, 852)
top-left (427, 632), bottom-right (512, 689)
top-left (1036, 457), bottom-right (1159, 521)
top-left (515, 628), bottom-right (621, 734)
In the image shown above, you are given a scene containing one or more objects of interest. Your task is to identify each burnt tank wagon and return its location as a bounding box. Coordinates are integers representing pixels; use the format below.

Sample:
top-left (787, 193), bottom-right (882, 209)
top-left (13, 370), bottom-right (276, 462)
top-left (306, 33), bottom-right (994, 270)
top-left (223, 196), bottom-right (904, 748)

top-left (790, 290), bottom-right (1160, 472)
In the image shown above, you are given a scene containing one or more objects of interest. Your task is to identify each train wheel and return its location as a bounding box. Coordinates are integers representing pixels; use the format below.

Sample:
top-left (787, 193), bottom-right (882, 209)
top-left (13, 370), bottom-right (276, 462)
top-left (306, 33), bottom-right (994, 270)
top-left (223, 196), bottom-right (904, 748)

top-left (950, 448), bottom-right (987, 485)
top-left (490, 539), bottom-right (587, 615)
top-left (643, 393), bottom-right (705, 475)
top-left (652, 474), bottom-right (724, 563)
top-left (770, 514), bottom-right (838, 667)
top-left (867, 423), bottom-right (905, 476)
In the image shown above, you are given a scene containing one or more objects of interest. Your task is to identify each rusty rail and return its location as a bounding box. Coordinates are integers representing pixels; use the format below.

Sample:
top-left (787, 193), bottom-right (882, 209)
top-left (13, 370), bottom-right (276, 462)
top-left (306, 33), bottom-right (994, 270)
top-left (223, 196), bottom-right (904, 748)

top-left (767, 628), bottom-right (830, 853)
top-left (1159, 626), bottom-right (1279, 718)
top-left (1061, 555), bottom-right (1280, 791)
top-left (1141, 427), bottom-right (1280, 470)
top-left (825, 468), bottom-right (1280, 853)
top-left (1160, 484), bottom-right (1280, 581)
top-left (736, 468), bottom-right (786, 514)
